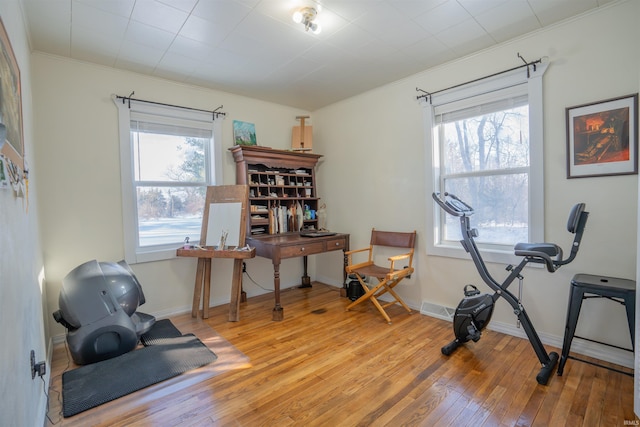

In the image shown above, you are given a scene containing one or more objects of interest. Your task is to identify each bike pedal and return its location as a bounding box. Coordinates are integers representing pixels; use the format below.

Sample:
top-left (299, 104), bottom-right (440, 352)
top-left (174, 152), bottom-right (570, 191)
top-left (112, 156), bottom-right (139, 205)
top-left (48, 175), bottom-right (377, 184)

top-left (463, 284), bottom-right (480, 297)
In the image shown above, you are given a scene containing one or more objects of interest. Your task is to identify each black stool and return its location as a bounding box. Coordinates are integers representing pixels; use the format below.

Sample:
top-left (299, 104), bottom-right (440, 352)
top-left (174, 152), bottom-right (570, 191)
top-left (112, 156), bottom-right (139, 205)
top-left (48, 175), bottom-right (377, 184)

top-left (557, 273), bottom-right (635, 376)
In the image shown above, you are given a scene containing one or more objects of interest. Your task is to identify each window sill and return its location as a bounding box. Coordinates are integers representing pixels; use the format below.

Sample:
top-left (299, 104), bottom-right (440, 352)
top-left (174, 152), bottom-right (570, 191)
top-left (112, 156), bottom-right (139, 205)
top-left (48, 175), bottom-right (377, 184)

top-left (429, 242), bottom-right (524, 266)
top-left (127, 247), bottom-right (178, 264)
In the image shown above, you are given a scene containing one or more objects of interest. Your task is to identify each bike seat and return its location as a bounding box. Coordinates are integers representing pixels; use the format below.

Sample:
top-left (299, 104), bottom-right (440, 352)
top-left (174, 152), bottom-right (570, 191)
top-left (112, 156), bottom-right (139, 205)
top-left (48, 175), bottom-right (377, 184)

top-left (514, 242), bottom-right (563, 272)
top-left (514, 242), bottom-right (561, 257)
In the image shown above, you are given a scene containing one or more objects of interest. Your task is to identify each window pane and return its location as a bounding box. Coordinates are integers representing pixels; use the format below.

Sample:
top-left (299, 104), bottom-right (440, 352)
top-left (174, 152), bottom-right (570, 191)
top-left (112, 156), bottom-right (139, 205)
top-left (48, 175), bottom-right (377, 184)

top-left (136, 186), bottom-right (205, 247)
top-left (132, 131), bottom-right (207, 182)
top-left (442, 105), bottom-right (529, 174)
top-left (443, 174), bottom-right (529, 246)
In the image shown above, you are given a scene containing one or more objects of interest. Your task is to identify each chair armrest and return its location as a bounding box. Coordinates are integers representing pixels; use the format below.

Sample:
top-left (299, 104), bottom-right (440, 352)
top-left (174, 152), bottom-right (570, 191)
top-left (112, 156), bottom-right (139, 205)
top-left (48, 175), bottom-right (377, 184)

top-left (344, 247), bottom-right (371, 256)
top-left (386, 253), bottom-right (412, 274)
top-left (346, 261), bottom-right (373, 273)
top-left (345, 247), bottom-right (372, 273)
top-left (385, 266), bottom-right (414, 281)
top-left (388, 253), bottom-right (411, 262)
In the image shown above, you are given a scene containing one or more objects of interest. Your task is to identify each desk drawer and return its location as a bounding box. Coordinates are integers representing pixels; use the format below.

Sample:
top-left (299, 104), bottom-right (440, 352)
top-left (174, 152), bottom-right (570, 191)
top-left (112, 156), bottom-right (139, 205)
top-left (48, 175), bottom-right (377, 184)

top-left (326, 238), bottom-right (347, 251)
top-left (281, 241), bottom-right (325, 258)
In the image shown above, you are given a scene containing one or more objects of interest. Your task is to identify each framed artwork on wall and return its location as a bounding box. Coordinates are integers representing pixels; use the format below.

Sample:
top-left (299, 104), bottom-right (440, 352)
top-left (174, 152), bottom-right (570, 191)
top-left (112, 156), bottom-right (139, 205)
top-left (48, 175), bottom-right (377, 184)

top-left (0, 17), bottom-right (24, 170)
top-left (566, 93), bottom-right (638, 178)
top-left (0, 155), bottom-right (9, 189)
top-left (233, 120), bottom-right (257, 146)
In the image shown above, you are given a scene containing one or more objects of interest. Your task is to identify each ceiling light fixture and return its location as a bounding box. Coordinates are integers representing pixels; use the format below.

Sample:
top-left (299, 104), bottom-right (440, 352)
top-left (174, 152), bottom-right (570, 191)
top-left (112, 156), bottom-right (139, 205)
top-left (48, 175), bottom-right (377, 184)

top-left (292, 7), bottom-right (321, 34)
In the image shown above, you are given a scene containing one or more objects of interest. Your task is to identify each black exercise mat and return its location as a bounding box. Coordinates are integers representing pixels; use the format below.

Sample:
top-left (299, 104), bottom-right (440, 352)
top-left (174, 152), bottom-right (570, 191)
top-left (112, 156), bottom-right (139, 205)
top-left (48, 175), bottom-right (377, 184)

top-left (62, 333), bottom-right (217, 417)
top-left (140, 318), bottom-right (182, 346)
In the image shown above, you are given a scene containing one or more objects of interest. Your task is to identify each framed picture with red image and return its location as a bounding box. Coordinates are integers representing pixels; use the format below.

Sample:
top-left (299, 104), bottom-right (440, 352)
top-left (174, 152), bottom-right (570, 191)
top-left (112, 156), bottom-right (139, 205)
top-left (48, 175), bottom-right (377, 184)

top-left (566, 93), bottom-right (638, 178)
top-left (0, 16), bottom-right (24, 171)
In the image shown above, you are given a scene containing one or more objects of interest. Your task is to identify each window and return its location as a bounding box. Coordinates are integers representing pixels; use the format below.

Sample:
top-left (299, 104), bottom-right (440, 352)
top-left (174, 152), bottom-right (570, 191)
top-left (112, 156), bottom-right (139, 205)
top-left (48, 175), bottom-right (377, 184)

top-left (423, 62), bottom-right (548, 263)
top-left (114, 97), bottom-right (223, 263)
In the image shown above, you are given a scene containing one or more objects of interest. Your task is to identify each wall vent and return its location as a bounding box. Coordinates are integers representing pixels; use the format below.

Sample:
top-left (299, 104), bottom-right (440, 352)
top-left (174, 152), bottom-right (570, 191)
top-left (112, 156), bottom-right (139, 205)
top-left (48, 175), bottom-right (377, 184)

top-left (420, 301), bottom-right (455, 321)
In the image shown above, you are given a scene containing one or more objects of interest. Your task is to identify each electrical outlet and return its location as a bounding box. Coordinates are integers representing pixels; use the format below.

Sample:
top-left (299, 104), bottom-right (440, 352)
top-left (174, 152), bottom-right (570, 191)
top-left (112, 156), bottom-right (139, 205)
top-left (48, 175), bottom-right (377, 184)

top-left (34, 361), bottom-right (46, 377)
top-left (30, 349), bottom-right (46, 379)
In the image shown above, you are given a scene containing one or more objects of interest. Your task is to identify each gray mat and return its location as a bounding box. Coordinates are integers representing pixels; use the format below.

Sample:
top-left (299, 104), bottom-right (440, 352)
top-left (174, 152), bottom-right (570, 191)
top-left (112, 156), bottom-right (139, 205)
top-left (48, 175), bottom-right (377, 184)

top-left (62, 327), bottom-right (217, 417)
top-left (140, 318), bottom-right (182, 346)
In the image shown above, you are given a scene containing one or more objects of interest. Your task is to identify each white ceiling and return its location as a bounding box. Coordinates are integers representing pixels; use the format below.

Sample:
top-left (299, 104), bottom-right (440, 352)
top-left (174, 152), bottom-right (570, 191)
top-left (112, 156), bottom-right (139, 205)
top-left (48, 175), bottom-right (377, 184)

top-left (22, 0), bottom-right (616, 111)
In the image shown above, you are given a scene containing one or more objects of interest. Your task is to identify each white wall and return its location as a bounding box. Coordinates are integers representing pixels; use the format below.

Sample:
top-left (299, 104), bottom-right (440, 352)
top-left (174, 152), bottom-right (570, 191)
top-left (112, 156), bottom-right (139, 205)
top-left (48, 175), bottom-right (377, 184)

top-left (31, 55), bottom-right (314, 338)
top-left (0, 1), bottom-right (48, 426)
top-left (313, 1), bottom-right (639, 366)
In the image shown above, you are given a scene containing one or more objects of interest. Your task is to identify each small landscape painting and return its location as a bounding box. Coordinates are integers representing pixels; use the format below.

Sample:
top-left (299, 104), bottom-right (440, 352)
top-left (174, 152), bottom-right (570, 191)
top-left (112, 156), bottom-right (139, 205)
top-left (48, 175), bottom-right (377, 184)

top-left (233, 120), bottom-right (257, 146)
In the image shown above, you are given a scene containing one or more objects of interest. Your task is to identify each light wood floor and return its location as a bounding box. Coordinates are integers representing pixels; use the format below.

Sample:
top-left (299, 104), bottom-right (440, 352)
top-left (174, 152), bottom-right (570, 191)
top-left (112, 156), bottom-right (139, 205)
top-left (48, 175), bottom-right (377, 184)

top-left (47, 283), bottom-right (637, 426)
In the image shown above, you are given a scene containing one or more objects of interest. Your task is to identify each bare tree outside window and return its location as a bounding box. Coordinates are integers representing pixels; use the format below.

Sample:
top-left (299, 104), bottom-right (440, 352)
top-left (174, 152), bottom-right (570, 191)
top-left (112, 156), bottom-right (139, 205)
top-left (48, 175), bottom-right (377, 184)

top-left (440, 105), bottom-right (530, 246)
top-left (133, 131), bottom-right (210, 247)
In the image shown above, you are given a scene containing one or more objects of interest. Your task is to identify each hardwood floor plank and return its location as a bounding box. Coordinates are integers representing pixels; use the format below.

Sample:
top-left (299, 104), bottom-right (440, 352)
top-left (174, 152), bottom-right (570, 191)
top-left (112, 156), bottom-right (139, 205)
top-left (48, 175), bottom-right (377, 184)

top-left (571, 362), bottom-right (597, 420)
top-left (46, 283), bottom-right (637, 426)
top-left (548, 357), bottom-right (582, 425)
top-left (530, 375), bottom-right (562, 427)
top-left (583, 368), bottom-right (607, 426)
top-left (395, 381), bottom-right (463, 426)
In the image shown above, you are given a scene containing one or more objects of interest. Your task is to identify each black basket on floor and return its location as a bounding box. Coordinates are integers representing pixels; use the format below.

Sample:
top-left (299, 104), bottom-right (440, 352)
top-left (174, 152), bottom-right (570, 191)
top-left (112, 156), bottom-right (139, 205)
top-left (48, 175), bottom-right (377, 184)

top-left (347, 274), bottom-right (366, 301)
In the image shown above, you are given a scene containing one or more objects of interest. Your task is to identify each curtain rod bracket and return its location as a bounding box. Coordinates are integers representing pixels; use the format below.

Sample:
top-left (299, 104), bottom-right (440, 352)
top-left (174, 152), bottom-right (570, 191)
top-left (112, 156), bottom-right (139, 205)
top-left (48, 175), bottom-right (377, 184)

top-left (415, 87), bottom-right (431, 103)
top-left (213, 105), bottom-right (226, 120)
top-left (517, 53), bottom-right (536, 77)
top-left (126, 91), bottom-right (134, 108)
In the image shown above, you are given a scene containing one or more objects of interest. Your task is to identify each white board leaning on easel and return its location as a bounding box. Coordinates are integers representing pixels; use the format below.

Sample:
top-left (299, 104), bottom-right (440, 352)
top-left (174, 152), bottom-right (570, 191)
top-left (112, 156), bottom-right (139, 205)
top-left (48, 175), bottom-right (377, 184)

top-left (205, 202), bottom-right (241, 248)
top-left (199, 185), bottom-right (249, 249)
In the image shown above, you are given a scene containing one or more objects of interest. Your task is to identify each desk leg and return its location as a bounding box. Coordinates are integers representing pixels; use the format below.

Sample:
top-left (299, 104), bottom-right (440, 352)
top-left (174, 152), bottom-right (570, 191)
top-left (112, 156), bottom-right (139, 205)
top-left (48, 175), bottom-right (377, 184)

top-left (192, 258), bottom-right (206, 318)
top-left (341, 248), bottom-right (349, 298)
top-left (229, 259), bottom-right (243, 322)
top-left (272, 262), bottom-right (284, 321)
top-left (202, 259), bottom-right (212, 319)
top-left (300, 255), bottom-right (311, 288)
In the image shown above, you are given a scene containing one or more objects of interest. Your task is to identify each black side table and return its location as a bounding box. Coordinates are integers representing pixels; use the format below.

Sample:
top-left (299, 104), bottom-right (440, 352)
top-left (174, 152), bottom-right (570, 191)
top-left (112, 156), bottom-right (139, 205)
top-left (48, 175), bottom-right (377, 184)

top-left (557, 273), bottom-right (635, 376)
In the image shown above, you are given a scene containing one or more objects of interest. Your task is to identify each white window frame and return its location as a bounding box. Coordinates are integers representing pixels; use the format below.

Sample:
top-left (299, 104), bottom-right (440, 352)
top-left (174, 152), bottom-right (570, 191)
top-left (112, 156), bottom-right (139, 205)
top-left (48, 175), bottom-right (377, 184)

top-left (423, 61), bottom-right (548, 265)
top-left (113, 95), bottom-right (223, 264)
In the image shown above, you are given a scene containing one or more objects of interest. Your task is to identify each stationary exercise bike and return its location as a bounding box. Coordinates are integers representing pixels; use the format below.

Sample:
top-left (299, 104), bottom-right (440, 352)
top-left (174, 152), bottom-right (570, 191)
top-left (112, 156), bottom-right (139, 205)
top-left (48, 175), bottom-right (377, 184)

top-left (432, 192), bottom-right (588, 385)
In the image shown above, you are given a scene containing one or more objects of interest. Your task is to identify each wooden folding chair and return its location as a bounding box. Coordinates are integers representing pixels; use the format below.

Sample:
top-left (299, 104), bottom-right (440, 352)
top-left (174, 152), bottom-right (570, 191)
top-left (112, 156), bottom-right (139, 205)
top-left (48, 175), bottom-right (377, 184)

top-left (345, 229), bottom-right (416, 324)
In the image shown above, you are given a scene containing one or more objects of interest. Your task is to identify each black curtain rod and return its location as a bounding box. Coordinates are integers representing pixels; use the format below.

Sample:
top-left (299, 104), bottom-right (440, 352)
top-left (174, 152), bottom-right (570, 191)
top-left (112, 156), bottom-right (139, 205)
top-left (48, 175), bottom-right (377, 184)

top-left (115, 92), bottom-right (226, 120)
top-left (416, 54), bottom-right (542, 103)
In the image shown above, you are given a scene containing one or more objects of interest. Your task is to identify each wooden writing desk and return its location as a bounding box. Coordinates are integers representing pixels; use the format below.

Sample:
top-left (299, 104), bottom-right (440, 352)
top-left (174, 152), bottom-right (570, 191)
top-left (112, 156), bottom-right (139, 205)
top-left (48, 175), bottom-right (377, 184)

top-left (247, 232), bottom-right (349, 320)
top-left (177, 246), bottom-right (256, 321)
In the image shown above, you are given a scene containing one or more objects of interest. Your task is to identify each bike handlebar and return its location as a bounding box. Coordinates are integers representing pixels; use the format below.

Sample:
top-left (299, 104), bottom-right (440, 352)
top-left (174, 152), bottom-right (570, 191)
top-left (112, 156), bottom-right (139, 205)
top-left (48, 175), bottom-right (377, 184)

top-left (432, 192), bottom-right (474, 217)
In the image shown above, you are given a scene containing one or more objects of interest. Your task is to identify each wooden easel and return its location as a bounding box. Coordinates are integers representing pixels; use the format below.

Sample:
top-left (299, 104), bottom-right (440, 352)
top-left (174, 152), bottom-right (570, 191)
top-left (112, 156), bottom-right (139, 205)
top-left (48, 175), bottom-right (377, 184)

top-left (176, 185), bottom-right (255, 321)
top-left (292, 115), bottom-right (313, 152)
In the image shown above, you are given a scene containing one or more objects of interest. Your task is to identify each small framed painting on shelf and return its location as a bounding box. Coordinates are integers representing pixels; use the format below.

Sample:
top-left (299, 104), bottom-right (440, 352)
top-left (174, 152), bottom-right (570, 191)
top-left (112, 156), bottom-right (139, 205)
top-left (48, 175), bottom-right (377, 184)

top-left (233, 120), bottom-right (257, 146)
